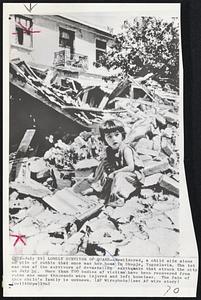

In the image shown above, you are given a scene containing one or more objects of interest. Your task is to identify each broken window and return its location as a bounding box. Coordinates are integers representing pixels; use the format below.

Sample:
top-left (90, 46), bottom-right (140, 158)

top-left (14, 15), bottom-right (33, 48)
top-left (59, 27), bottom-right (75, 58)
top-left (96, 39), bottom-right (107, 63)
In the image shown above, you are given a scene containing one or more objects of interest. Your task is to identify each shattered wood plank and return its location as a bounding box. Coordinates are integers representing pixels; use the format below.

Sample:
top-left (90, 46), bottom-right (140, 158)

top-left (128, 75), bottom-right (156, 102)
top-left (98, 95), bottom-right (109, 109)
top-left (159, 175), bottom-right (179, 196)
top-left (81, 89), bottom-right (89, 104)
top-left (107, 78), bottom-right (130, 102)
top-left (115, 97), bottom-right (154, 107)
top-left (17, 129), bottom-right (36, 155)
top-left (10, 81), bottom-right (92, 129)
top-left (62, 105), bottom-right (125, 113)
top-left (155, 90), bottom-right (179, 101)
top-left (9, 129), bottom-right (36, 181)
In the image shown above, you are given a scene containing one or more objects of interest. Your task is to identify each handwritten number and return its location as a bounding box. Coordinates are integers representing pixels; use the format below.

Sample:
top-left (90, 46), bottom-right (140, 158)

top-left (173, 287), bottom-right (179, 294)
top-left (163, 286), bottom-right (179, 296)
top-left (163, 285), bottom-right (171, 296)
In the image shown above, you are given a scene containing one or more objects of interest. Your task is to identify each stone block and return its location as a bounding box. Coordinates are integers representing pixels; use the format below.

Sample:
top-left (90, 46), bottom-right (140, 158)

top-left (74, 158), bottom-right (99, 170)
top-left (139, 154), bottom-right (152, 164)
top-left (144, 159), bottom-right (169, 176)
top-left (135, 138), bottom-right (153, 150)
top-left (137, 147), bottom-right (159, 157)
top-left (156, 114), bottom-right (166, 126)
top-left (161, 137), bottom-right (173, 156)
top-left (164, 111), bottom-right (178, 124)
top-left (126, 124), bottom-right (151, 143)
top-left (163, 127), bottom-right (173, 138)
top-left (159, 175), bottom-right (179, 196)
top-left (152, 135), bottom-right (161, 151)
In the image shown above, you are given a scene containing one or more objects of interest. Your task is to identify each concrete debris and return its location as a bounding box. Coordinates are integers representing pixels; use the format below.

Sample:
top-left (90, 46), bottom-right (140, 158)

top-left (143, 173), bottom-right (162, 187)
top-left (159, 175), bottom-right (179, 196)
top-left (153, 196), bottom-right (179, 211)
top-left (136, 147), bottom-right (159, 157)
top-left (9, 72), bottom-right (180, 256)
top-left (74, 158), bottom-right (99, 170)
top-left (161, 137), bottom-right (173, 156)
top-left (10, 181), bottom-right (52, 198)
top-left (143, 159), bottom-right (170, 176)
top-left (152, 135), bottom-right (161, 151)
top-left (156, 114), bottom-right (166, 126)
top-left (140, 188), bottom-right (154, 199)
top-left (146, 227), bottom-right (179, 256)
top-left (164, 111), bottom-right (178, 124)
top-left (43, 188), bottom-right (103, 220)
top-left (162, 127), bottom-right (173, 139)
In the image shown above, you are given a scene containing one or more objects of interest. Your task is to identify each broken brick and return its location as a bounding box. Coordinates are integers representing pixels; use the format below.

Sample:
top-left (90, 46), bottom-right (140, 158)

top-left (159, 175), bottom-right (179, 196)
top-left (161, 137), bottom-right (173, 156)
top-left (156, 114), bottom-right (166, 126)
top-left (164, 111), bottom-right (178, 124)
top-left (144, 159), bottom-right (169, 176)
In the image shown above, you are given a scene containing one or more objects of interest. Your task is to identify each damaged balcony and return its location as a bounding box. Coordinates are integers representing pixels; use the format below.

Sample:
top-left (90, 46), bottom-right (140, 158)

top-left (53, 49), bottom-right (89, 71)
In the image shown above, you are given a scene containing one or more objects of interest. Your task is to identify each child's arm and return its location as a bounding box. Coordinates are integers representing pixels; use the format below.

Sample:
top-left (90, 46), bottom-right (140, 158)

top-left (108, 146), bottom-right (134, 178)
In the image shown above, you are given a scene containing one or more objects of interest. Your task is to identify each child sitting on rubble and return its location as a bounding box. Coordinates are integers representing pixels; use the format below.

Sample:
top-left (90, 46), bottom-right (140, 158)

top-left (82, 119), bottom-right (143, 207)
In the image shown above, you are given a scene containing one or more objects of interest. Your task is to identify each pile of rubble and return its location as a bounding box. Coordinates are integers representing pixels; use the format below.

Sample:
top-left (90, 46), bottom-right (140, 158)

top-left (9, 73), bottom-right (180, 256)
top-left (10, 60), bottom-right (120, 128)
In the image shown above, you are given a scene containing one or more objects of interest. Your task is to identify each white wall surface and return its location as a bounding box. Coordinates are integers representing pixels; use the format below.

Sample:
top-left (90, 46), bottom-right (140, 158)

top-left (10, 15), bottom-right (111, 74)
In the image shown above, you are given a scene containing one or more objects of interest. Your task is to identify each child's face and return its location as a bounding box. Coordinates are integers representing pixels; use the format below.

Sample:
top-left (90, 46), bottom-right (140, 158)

top-left (104, 130), bottom-right (123, 150)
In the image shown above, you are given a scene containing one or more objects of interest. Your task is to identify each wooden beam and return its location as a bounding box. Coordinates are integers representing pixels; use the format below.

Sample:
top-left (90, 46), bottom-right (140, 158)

top-left (98, 95), bottom-right (110, 109)
top-left (9, 129), bottom-right (36, 182)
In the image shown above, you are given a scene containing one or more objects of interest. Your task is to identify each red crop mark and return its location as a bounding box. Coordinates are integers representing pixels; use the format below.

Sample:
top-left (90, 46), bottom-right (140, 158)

top-left (10, 233), bottom-right (26, 246)
top-left (12, 21), bottom-right (40, 35)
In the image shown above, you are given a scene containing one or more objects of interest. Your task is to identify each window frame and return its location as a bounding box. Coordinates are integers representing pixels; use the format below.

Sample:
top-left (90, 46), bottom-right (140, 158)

top-left (59, 27), bottom-right (75, 56)
top-left (95, 38), bottom-right (107, 63)
top-left (13, 14), bottom-right (34, 49)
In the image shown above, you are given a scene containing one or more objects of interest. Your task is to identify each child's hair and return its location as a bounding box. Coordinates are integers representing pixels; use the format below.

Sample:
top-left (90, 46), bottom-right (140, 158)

top-left (99, 119), bottom-right (126, 144)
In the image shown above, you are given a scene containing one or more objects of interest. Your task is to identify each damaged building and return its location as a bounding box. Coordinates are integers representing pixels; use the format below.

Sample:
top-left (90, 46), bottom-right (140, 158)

top-left (9, 14), bottom-right (180, 257)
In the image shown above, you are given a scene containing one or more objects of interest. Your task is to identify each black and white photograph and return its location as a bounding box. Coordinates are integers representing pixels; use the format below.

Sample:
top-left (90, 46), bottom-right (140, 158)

top-left (3, 3), bottom-right (200, 297)
top-left (8, 9), bottom-right (182, 257)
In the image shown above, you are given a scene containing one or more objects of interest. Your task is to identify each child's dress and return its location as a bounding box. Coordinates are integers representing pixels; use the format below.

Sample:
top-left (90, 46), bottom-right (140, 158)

top-left (92, 143), bottom-right (143, 206)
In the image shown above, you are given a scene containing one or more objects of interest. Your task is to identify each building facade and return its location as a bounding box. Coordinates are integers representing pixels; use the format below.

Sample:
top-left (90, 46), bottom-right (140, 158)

top-left (9, 14), bottom-right (113, 82)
